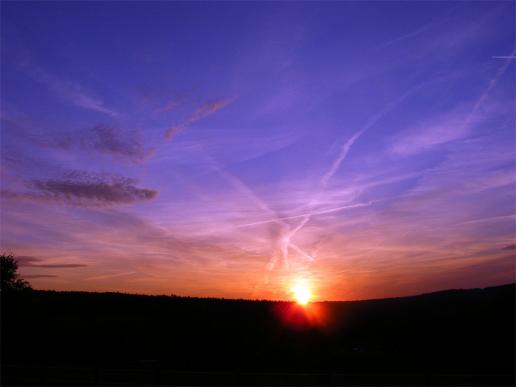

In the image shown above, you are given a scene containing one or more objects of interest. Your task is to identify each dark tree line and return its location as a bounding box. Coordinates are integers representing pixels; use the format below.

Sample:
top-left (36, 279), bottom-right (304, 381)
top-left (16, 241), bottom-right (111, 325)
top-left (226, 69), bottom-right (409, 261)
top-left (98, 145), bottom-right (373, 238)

top-left (0, 254), bottom-right (31, 292)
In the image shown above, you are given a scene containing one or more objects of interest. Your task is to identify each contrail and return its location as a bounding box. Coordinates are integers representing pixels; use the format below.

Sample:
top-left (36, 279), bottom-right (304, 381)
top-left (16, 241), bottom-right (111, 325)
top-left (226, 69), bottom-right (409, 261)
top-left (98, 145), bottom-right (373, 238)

top-left (236, 202), bottom-right (371, 228)
top-left (320, 129), bottom-right (367, 189)
top-left (207, 159), bottom-right (286, 226)
top-left (456, 214), bottom-right (516, 226)
top-left (277, 55), bottom-right (513, 270)
top-left (202, 153), bottom-right (313, 271)
top-left (321, 85), bottom-right (425, 189)
top-left (466, 52), bottom-right (514, 128)
top-left (196, 79), bottom-right (445, 274)
top-left (283, 83), bottom-right (428, 250)
top-left (176, 146), bottom-right (302, 271)
top-left (289, 60), bottom-right (507, 243)
top-left (374, 4), bottom-right (460, 50)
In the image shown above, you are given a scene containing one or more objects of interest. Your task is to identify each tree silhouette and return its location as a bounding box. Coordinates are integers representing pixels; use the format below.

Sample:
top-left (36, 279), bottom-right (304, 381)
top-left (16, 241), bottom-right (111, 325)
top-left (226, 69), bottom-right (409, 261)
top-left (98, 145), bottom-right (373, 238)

top-left (0, 254), bottom-right (31, 292)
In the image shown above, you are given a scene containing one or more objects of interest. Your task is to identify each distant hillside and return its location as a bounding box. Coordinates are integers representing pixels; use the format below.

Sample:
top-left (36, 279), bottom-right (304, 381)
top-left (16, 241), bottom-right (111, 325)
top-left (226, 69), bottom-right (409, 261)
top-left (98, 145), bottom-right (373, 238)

top-left (2, 283), bottom-right (514, 386)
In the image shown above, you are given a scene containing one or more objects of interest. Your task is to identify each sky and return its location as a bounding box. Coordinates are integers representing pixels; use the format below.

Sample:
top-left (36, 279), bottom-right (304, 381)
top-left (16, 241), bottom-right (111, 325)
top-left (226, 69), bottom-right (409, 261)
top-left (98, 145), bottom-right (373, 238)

top-left (0, 1), bottom-right (514, 301)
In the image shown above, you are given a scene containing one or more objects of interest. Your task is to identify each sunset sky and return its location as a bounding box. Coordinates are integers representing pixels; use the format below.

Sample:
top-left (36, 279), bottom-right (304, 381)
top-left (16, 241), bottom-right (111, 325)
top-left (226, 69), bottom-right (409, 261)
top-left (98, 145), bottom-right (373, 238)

top-left (1, 2), bottom-right (514, 301)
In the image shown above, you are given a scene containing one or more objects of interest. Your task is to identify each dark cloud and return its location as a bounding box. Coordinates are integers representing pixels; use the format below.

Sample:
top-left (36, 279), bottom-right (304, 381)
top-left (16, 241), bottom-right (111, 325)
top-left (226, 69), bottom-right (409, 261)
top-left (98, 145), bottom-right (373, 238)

top-left (29, 263), bottom-right (87, 268)
top-left (1, 171), bottom-right (158, 207)
top-left (32, 175), bottom-right (157, 205)
top-left (16, 256), bottom-right (41, 266)
top-left (501, 244), bottom-right (515, 251)
top-left (1, 111), bottom-right (151, 163)
top-left (56, 125), bottom-right (153, 162)
top-left (17, 256), bottom-right (86, 268)
top-left (24, 274), bottom-right (58, 278)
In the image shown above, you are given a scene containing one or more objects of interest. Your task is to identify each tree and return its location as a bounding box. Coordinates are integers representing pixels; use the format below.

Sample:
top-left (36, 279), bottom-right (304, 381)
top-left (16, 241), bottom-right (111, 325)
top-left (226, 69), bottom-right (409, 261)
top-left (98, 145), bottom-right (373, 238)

top-left (0, 254), bottom-right (31, 292)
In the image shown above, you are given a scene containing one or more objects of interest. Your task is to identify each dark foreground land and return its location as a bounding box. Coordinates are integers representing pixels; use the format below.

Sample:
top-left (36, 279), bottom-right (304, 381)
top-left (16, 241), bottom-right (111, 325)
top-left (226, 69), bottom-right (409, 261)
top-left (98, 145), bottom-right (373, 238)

top-left (1, 284), bottom-right (515, 386)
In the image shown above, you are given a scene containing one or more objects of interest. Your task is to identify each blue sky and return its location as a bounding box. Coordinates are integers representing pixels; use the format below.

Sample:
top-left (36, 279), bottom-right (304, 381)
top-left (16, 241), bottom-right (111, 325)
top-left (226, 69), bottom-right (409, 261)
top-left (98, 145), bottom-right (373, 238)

top-left (1, 1), bottom-right (514, 300)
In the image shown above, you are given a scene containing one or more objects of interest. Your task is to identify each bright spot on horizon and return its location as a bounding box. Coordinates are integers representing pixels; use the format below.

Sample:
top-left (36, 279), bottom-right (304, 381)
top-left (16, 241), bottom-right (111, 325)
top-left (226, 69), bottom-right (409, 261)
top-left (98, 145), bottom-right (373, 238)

top-left (292, 284), bottom-right (311, 306)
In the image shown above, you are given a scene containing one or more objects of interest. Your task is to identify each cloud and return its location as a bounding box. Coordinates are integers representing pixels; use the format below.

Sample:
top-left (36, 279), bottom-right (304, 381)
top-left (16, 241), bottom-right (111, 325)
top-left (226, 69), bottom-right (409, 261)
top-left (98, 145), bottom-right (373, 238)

top-left (26, 263), bottom-right (87, 268)
top-left (428, 5), bottom-right (505, 52)
top-left (375, 4), bottom-right (460, 50)
top-left (15, 256), bottom-right (41, 266)
top-left (20, 61), bottom-right (118, 116)
top-left (165, 97), bottom-right (233, 140)
top-left (17, 256), bottom-right (86, 268)
top-left (158, 97), bottom-right (186, 113)
top-left (1, 171), bottom-right (158, 207)
top-left (0, 108), bottom-right (152, 163)
top-left (84, 271), bottom-right (137, 281)
top-left (391, 57), bottom-right (512, 157)
top-left (56, 125), bottom-right (154, 162)
top-left (456, 215), bottom-right (516, 226)
top-left (391, 108), bottom-right (475, 156)
top-left (272, 84), bottom-right (430, 269)
top-left (32, 174), bottom-right (157, 205)
top-left (24, 274), bottom-right (58, 279)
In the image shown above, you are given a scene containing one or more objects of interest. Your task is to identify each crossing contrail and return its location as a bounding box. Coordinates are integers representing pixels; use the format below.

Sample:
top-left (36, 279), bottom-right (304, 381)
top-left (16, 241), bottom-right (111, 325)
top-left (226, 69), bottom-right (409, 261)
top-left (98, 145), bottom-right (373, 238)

top-left (236, 202), bottom-right (371, 228)
top-left (202, 153), bottom-right (313, 271)
top-left (278, 55), bottom-right (513, 270)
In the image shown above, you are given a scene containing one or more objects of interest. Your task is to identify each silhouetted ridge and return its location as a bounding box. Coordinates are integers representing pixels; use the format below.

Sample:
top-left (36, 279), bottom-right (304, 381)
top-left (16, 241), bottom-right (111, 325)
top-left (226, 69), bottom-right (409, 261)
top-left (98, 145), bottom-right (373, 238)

top-left (2, 284), bottom-right (514, 386)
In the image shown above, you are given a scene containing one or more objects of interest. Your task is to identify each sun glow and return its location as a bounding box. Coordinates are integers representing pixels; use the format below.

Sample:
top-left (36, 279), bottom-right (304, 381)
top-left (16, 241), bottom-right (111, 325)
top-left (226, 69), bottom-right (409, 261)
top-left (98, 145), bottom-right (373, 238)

top-left (292, 284), bottom-right (311, 305)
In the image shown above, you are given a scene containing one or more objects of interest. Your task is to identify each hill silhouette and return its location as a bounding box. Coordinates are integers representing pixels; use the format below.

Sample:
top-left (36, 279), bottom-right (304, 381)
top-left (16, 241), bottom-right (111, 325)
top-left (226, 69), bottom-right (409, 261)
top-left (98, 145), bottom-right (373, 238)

top-left (2, 284), bottom-right (514, 386)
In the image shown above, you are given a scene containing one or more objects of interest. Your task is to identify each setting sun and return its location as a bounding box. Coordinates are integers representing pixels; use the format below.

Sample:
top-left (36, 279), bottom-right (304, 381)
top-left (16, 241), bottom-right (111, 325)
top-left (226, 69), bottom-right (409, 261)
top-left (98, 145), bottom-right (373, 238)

top-left (292, 284), bottom-right (311, 305)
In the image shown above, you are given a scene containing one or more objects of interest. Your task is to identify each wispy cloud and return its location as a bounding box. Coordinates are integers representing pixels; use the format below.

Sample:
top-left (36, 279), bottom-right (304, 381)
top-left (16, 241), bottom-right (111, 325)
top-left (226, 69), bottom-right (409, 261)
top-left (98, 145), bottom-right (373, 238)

top-left (375, 4), bottom-right (461, 50)
top-left (457, 215), bottom-right (516, 226)
top-left (157, 97), bottom-right (186, 113)
top-left (391, 57), bottom-right (511, 157)
top-left (390, 107), bottom-right (476, 156)
top-left (84, 271), bottom-right (137, 281)
top-left (164, 97), bottom-right (234, 140)
top-left (20, 61), bottom-right (118, 116)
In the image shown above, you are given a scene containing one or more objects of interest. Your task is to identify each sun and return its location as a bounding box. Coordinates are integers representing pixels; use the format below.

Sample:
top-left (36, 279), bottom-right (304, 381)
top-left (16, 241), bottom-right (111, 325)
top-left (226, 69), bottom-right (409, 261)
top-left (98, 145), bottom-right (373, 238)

top-left (292, 284), bottom-right (311, 306)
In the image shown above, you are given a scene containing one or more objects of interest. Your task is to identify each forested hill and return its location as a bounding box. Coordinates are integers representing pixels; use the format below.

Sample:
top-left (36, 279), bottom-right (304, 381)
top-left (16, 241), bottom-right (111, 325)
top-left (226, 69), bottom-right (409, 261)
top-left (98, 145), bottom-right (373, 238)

top-left (2, 283), bottom-right (515, 386)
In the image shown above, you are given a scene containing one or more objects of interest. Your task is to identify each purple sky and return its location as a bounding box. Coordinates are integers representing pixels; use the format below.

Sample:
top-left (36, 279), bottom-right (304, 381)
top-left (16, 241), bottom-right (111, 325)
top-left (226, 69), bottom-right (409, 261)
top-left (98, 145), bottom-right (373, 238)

top-left (1, 1), bottom-right (514, 300)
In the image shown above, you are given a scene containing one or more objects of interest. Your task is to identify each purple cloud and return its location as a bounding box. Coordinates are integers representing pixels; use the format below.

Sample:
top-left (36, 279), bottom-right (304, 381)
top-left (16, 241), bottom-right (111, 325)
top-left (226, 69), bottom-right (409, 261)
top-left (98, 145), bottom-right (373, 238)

top-left (2, 171), bottom-right (157, 207)
top-left (56, 125), bottom-right (154, 162)
top-left (165, 97), bottom-right (234, 140)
